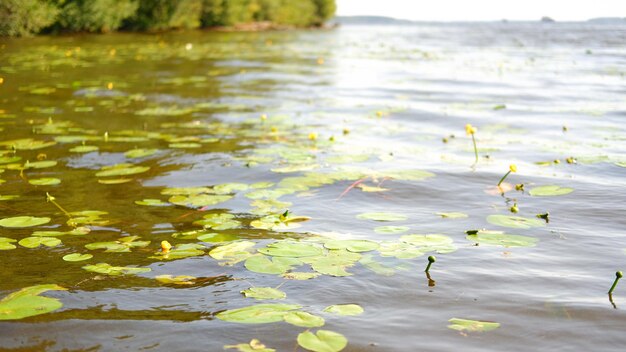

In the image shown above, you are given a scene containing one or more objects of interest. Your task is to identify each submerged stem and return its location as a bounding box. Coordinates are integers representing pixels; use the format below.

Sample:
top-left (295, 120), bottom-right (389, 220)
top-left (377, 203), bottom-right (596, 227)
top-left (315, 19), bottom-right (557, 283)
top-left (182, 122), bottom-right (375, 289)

top-left (46, 193), bottom-right (74, 223)
top-left (497, 170), bottom-right (512, 186)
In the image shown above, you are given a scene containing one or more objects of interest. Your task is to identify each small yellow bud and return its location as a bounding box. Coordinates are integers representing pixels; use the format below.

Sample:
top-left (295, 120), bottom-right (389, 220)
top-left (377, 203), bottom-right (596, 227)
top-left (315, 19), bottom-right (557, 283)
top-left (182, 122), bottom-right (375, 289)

top-left (465, 123), bottom-right (477, 135)
top-left (509, 164), bottom-right (517, 173)
top-left (317, 57), bottom-right (324, 65)
top-left (0, 77), bottom-right (4, 84)
top-left (342, 128), bottom-right (350, 135)
top-left (308, 132), bottom-right (318, 141)
top-left (161, 240), bottom-right (172, 253)
top-left (270, 126), bottom-right (278, 133)
top-left (376, 111), bottom-right (383, 118)
top-left (107, 82), bottom-right (113, 90)
top-left (260, 114), bottom-right (267, 121)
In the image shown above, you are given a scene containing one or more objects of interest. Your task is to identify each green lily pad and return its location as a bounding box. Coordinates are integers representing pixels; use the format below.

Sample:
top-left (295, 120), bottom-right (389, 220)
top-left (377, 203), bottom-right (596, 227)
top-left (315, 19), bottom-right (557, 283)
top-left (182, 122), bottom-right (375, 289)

top-left (197, 232), bottom-right (239, 243)
top-left (281, 272), bottom-right (321, 280)
top-left (85, 236), bottom-right (150, 253)
top-left (323, 240), bottom-right (379, 253)
top-left (297, 330), bottom-right (347, 352)
top-left (250, 213), bottom-right (311, 231)
top-left (0, 156), bottom-right (21, 164)
top-left (32, 227), bottom-right (90, 237)
top-left (0, 216), bottom-right (51, 228)
top-left (62, 253), bottom-right (93, 262)
top-left (216, 304), bottom-right (301, 324)
top-left (307, 250), bottom-right (361, 277)
top-left (224, 339), bottom-right (275, 352)
top-left (213, 183), bottom-right (249, 194)
top-left (258, 242), bottom-right (322, 257)
top-left (528, 185), bottom-right (574, 196)
top-left (125, 148), bottom-right (158, 158)
top-left (399, 234), bottom-right (457, 253)
top-left (150, 243), bottom-right (205, 260)
top-left (28, 178), bottom-right (61, 186)
top-left (95, 164), bottom-right (150, 177)
top-left (384, 169), bottom-right (435, 181)
top-left (0, 284), bottom-right (67, 320)
top-left (0, 237), bottom-right (17, 250)
top-left (193, 213), bottom-right (241, 230)
top-left (447, 318), bottom-right (500, 332)
top-left (98, 178), bottom-right (132, 184)
top-left (209, 241), bottom-right (255, 265)
top-left (283, 311), bottom-right (325, 328)
top-left (169, 143), bottom-right (202, 149)
top-left (466, 230), bottom-right (538, 247)
top-left (19, 237), bottom-right (61, 248)
top-left (374, 226), bottom-right (410, 234)
top-left (377, 241), bottom-right (425, 259)
top-left (241, 287), bottom-right (286, 300)
top-left (359, 255), bottom-right (395, 276)
top-left (356, 212), bottom-right (407, 221)
top-left (82, 263), bottom-right (151, 276)
top-left (245, 255), bottom-right (302, 275)
top-left (486, 215), bottom-right (546, 229)
top-left (323, 304), bottom-right (364, 316)
top-left (135, 198), bottom-right (170, 206)
top-left (155, 275), bottom-right (196, 285)
top-left (22, 160), bottom-right (57, 169)
top-left (69, 145), bottom-right (98, 153)
top-left (169, 194), bottom-right (232, 208)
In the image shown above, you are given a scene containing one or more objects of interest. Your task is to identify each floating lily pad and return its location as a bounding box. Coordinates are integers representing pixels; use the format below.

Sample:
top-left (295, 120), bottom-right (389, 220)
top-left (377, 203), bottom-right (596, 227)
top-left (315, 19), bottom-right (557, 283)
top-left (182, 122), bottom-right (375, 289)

top-left (0, 216), bottom-right (51, 228)
top-left (251, 213), bottom-right (311, 231)
top-left (62, 253), bottom-right (93, 262)
top-left (359, 255), bottom-right (395, 276)
top-left (216, 304), bottom-right (301, 324)
top-left (0, 284), bottom-right (67, 320)
top-left (241, 287), bottom-right (286, 300)
top-left (297, 330), bottom-right (347, 352)
top-left (193, 213), bottom-right (241, 230)
top-left (447, 318), bottom-right (500, 332)
top-left (356, 212), bottom-right (407, 222)
top-left (28, 178), bottom-right (61, 186)
top-left (400, 234), bottom-right (457, 253)
top-left (281, 272), bottom-right (321, 280)
top-left (377, 241), bottom-right (425, 259)
top-left (307, 250), bottom-right (361, 277)
top-left (95, 164), bottom-right (150, 177)
top-left (98, 178), bottom-right (132, 184)
top-left (209, 241), bottom-right (255, 265)
top-left (528, 185), bottom-right (574, 197)
top-left (323, 304), bottom-right (364, 316)
top-left (125, 148), bottom-right (158, 158)
top-left (82, 263), bottom-right (151, 276)
top-left (0, 237), bottom-right (17, 250)
top-left (150, 243), bottom-right (205, 260)
top-left (284, 311), bottom-right (325, 328)
top-left (245, 255), bottom-right (302, 275)
top-left (135, 198), bottom-right (170, 206)
top-left (197, 232), bottom-right (239, 243)
top-left (69, 145), bottom-right (98, 153)
top-left (169, 194), bottom-right (232, 208)
top-left (486, 215), bottom-right (546, 229)
top-left (85, 236), bottom-right (150, 252)
top-left (258, 242), bottom-right (322, 257)
top-left (374, 226), bottom-right (410, 234)
top-left (323, 240), bottom-right (379, 253)
top-left (466, 230), bottom-right (538, 247)
top-left (32, 227), bottom-right (90, 237)
top-left (19, 237), bottom-right (61, 248)
top-left (225, 339), bottom-right (275, 352)
top-left (155, 275), bottom-right (196, 285)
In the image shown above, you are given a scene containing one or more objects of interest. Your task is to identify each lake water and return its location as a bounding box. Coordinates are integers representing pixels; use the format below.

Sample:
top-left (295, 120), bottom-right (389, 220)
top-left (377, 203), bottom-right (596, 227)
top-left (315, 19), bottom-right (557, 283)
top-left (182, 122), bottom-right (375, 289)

top-left (1, 22), bottom-right (626, 351)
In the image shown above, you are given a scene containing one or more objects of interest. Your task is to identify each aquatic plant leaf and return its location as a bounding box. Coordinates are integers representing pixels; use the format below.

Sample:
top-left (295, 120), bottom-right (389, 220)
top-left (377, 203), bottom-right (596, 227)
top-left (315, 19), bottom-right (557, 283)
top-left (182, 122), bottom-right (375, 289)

top-left (323, 240), bottom-right (379, 253)
top-left (281, 272), bottom-right (321, 280)
top-left (213, 183), bottom-right (249, 194)
top-left (528, 185), bottom-right (574, 196)
top-left (356, 212), bottom-right (407, 222)
top-left (307, 250), bottom-right (361, 277)
top-left (377, 242), bottom-right (424, 259)
top-left (98, 178), bottom-right (132, 184)
top-left (1, 139), bottom-right (56, 151)
top-left (23, 160), bottom-right (57, 169)
top-left (197, 232), bottom-right (239, 243)
top-left (384, 169), bottom-right (435, 181)
top-left (85, 236), bottom-right (150, 252)
top-left (374, 226), bottom-right (410, 234)
top-left (28, 178), bottom-right (61, 186)
top-left (216, 304), bottom-right (301, 324)
top-left (284, 311), bottom-right (325, 327)
top-left (19, 237), bottom-right (61, 248)
top-left (437, 212), bottom-right (468, 219)
top-left (0, 216), bottom-right (51, 228)
top-left (155, 275), bottom-right (196, 285)
top-left (486, 215), bottom-right (546, 229)
top-left (356, 184), bottom-right (389, 192)
top-left (32, 227), bottom-right (90, 237)
top-left (0, 195), bottom-right (19, 201)
top-left (169, 143), bottom-right (201, 149)
top-left (69, 145), bottom-right (98, 153)
top-left (150, 243), bottom-right (205, 260)
top-left (271, 164), bottom-right (320, 173)
top-left (161, 187), bottom-right (213, 195)
top-left (447, 318), bottom-right (500, 332)
top-left (0, 284), bottom-right (67, 320)
top-left (209, 241), bottom-right (255, 265)
top-left (0, 237), bottom-right (17, 250)
top-left (62, 253), bottom-right (93, 262)
top-left (193, 213), bottom-right (241, 230)
top-left (0, 156), bottom-right (21, 164)
top-left (466, 230), bottom-right (538, 247)
top-left (359, 254), bottom-right (395, 276)
top-left (95, 164), bottom-right (150, 177)
top-left (169, 194), bottom-right (232, 208)
top-left (245, 255), bottom-right (302, 275)
top-left (224, 340), bottom-right (275, 352)
top-left (67, 210), bottom-right (109, 226)
top-left (297, 330), bottom-right (347, 352)
top-left (241, 287), bottom-right (286, 300)
top-left (135, 198), bottom-right (170, 206)
top-left (323, 304), bottom-right (364, 316)
top-left (82, 263), bottom-right (151, 276)
top-left (125, 148), bottom-right (158, 158)
top-left (258, 242), bottom-right (322, 257)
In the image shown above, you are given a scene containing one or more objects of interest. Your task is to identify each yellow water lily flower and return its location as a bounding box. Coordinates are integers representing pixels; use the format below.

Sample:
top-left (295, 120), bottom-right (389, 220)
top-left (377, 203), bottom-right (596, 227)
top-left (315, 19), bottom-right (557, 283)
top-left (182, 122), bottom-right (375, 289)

top-left (465, 123), bottom-right (477, 135)
top-left (161, 240), bottom-right (172, 253)
top-left (509, 164), bottom-right (517, 173)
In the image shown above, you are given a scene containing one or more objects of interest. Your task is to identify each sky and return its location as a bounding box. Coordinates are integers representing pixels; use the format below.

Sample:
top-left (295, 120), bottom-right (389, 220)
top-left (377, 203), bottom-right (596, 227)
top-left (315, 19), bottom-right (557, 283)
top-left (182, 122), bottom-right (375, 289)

top-left (337, 0), bottom-right (624, 21)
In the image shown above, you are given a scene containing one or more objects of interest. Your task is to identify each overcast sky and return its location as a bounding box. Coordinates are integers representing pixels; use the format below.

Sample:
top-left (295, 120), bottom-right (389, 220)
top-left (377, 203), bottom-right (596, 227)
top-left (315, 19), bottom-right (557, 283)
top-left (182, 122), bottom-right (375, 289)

top-left (337, 0), bottom-right (624, 21)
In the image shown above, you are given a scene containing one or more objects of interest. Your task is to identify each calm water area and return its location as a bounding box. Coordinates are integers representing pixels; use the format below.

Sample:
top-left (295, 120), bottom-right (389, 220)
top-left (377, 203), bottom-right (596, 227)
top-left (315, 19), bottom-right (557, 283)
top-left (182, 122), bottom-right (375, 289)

top-left (0, 22), bottom-right (626, 351)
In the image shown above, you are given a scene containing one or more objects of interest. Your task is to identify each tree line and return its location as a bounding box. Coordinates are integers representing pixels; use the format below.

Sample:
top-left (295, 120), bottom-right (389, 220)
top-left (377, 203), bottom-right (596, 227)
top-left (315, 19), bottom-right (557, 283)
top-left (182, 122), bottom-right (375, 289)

top-left (0, 0), bottom-right (336, 36)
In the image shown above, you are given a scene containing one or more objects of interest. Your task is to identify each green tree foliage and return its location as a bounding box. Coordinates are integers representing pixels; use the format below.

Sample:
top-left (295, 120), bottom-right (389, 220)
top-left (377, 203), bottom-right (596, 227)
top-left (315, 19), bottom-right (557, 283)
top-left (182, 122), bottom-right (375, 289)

top-left (0, 0), bottom-right (336, 36)
top-left (0, 0), bottom-right (59, 36)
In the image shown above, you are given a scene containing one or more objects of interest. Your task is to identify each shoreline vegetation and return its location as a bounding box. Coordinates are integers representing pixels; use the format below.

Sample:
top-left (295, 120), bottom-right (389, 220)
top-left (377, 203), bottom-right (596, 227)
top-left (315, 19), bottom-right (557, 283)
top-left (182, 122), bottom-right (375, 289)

top-left (0, 0), bottom-right (336, 37)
